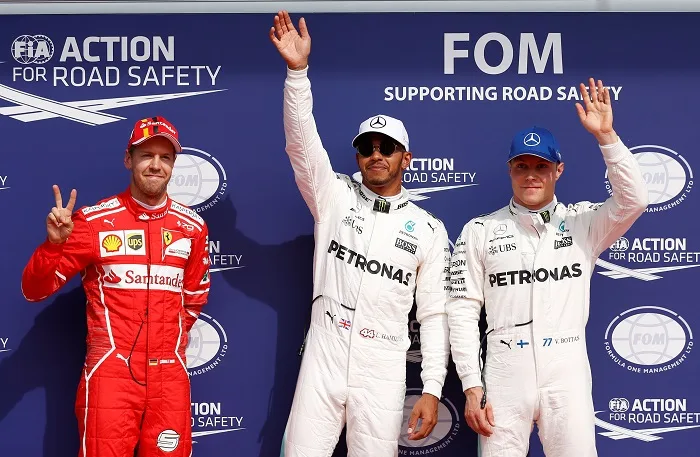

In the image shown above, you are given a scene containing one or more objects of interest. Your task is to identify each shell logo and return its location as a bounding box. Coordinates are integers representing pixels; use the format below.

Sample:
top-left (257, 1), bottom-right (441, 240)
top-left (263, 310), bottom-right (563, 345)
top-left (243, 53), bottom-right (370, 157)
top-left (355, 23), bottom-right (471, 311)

top-left (102, 234), bottom-right (123, 252)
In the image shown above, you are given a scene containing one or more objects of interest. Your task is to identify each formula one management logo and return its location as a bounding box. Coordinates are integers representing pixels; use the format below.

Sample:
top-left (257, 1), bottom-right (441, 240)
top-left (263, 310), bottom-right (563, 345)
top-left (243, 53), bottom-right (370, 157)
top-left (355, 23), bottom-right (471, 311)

top-left (1, 34), bottom-right (225, 125)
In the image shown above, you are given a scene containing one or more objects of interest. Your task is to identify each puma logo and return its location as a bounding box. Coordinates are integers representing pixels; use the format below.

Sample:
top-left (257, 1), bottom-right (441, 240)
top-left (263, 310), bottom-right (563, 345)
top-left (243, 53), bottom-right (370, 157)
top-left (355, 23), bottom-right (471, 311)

top-left (104, 218), bottom-right (115, 227)
top-left (325, 311), bottom-right (335, 324)
top-left (500, 339), bottom-right (512, 349)
top-left (116, 353), bottom-right (130, 366)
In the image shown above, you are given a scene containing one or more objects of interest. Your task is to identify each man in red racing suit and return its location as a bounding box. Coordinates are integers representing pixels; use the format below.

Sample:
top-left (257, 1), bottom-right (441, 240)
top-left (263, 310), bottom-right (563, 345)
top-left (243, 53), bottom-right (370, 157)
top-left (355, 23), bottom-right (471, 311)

top-left (21, 116), bottom-right (210, 457)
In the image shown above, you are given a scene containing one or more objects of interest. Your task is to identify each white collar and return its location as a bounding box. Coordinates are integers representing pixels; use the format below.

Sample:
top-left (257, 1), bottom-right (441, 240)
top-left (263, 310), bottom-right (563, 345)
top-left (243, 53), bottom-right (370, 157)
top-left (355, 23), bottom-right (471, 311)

top-left (131, 196), bottom-right (168, 210)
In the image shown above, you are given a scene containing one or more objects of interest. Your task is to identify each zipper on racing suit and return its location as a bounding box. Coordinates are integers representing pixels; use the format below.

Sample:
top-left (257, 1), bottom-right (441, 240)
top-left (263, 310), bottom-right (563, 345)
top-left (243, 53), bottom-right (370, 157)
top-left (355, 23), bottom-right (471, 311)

top-left (144, 217), bottom-right (151, 387)
top-left (528, 219), bottom-right (544, 407)
top-left (127, 217), bottom-right (149, 387)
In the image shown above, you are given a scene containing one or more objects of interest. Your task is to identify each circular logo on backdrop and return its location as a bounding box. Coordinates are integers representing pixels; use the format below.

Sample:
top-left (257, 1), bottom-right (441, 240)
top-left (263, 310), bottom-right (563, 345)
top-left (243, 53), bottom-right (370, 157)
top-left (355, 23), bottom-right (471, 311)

top-left (186, 312), bottom-right (228, 376)
top-left (168, 147), bottom-right (227, 212)
top-left (604, 306), bottom-right (693, 374)
top-left (609, 398), bottom-right (630, 413)
top-left (11, 35), bottom-right (54, 64)
top-left (609, 237), bottom-right (630, 252)
top-left (605, 145), bottom-right (693, 212)
top-left (398, 388), bottom-right (460, 453)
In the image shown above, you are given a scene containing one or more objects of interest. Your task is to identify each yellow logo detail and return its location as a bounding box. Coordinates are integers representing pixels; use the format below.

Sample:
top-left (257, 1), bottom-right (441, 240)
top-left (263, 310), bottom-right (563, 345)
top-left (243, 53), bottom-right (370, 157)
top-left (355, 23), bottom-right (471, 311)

top-left (102, 235), bottom-right (123, 252)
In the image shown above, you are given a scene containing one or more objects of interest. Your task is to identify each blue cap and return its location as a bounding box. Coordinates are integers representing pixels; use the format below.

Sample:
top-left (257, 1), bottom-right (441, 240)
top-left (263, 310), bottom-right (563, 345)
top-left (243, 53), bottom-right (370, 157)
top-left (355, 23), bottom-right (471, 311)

top-left (508, 126), bottom-right (562, 163)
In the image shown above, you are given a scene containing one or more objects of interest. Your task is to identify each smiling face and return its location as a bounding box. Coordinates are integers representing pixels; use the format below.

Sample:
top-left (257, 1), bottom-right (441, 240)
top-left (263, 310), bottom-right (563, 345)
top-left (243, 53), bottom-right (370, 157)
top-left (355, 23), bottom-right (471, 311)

top-left (124, 135), bottom-right (176, 205)
top-left (355, 133), bottom-right (411, 196)
top-left (508, 154), bottom-right (564, 210)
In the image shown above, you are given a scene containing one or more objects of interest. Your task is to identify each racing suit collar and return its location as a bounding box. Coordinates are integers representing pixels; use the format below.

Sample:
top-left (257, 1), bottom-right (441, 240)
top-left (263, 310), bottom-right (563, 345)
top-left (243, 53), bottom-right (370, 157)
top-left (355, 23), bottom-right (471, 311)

top-left (356, 180), bottom-right (410, 214)
top-left (509, 196), bottom-right (558, 227)
top-left (121, 189), bottom-right (171, 220)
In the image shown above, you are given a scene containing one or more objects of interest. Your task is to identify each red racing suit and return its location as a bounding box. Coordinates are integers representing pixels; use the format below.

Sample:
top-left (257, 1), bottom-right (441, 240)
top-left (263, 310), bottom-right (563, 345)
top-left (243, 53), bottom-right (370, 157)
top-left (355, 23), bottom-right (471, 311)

top-left (21, 189), bottom-right (210, 457)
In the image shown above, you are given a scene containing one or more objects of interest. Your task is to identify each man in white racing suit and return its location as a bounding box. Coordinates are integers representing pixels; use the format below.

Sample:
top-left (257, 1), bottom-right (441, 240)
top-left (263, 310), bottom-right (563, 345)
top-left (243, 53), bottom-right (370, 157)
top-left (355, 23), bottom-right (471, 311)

top-left (269, 11), bottom-right (451, 457)
top-left (447, 79), bottom-right (648, 456)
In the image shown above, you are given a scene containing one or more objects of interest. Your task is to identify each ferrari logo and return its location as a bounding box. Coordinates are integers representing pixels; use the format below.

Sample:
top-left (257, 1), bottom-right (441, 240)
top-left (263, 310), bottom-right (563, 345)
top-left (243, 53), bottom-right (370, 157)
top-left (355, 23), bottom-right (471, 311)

top-left (163, 231), bottom-right (173, 246)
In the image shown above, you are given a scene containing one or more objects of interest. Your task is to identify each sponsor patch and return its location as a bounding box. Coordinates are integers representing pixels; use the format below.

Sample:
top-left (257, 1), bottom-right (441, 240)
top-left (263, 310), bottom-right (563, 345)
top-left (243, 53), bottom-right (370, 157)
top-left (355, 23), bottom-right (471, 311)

top-left (162, 229), bottom-right (191, 260)
top-left (157, 430), bottom-right (180, 452)
top-left (82, 198), bottom-right (120, 216)
top-left (200, 270), bottom-right (210, 285)
top-left (170, 200), bottom-right (204, 225)
top-left (99, 230), bottom-right (146, 257)
top-left (395, 238), bottom-right (417, 255)
top-left (327, 239), bottom-right (413, 286)
top-left (100, 264), bottom-right (185, 293)
top-left (102, 234), bottom-right (122, 253)
top-left (554, 236), bottom-right (573, 249)
top-left (127, 234), bottom-right (143, 250)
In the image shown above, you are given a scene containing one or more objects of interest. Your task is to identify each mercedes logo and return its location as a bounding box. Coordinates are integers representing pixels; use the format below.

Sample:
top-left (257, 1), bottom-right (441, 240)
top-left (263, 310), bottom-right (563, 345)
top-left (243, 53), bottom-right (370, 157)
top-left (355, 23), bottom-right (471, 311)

top-left (493, 224), bottom-right (507, 235)
top-left (369, 116), bottom-right (386, 129)
top-left (523, 132), bottom-right (541, 147)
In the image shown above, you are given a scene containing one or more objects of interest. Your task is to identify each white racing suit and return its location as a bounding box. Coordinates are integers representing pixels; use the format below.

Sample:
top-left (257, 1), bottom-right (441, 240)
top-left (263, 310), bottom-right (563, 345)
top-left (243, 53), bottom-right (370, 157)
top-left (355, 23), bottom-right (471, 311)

top-left (280, 67), bottom-right (451, 457)
top-left (447, 140), bottom-right (648, 456)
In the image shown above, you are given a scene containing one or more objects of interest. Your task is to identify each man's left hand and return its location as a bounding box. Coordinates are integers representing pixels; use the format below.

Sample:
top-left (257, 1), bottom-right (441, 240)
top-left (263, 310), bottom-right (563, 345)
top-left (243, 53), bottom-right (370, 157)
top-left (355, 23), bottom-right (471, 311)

top-left (406, 393), bottom-right (439, 440)
top-left (576, 77), bottom-right (618, 145)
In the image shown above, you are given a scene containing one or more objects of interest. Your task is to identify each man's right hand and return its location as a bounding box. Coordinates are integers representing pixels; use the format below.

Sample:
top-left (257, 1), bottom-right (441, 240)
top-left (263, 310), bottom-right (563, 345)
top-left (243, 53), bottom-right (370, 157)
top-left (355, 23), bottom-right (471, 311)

top-left (464, 386), bottom-right (495, 437)
top-left (47, 184), bottom-right (77, 245)
top-left (269, 10), bottom-right (311, 71)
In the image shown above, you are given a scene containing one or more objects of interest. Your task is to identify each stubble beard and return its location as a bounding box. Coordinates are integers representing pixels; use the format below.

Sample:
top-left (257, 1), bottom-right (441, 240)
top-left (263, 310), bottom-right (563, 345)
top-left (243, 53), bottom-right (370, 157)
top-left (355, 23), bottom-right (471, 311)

top-left (363, 165), bottom-right (400, 187)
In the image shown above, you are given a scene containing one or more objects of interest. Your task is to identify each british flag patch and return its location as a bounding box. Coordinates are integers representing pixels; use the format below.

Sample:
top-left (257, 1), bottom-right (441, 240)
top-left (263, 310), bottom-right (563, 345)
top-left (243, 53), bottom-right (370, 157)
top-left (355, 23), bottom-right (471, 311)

top-left (338, 319), bottom-right (351, 330)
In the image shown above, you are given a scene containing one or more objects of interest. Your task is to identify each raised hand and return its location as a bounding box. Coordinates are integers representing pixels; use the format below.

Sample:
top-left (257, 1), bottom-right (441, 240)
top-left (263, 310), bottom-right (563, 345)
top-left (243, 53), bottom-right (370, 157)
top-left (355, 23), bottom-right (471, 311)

top-left (575, 77), bottom-right (618, 145)
top-left (269, 10), bottom-right (311, 70)
top-left (47, 185), bottom-right (77, 244)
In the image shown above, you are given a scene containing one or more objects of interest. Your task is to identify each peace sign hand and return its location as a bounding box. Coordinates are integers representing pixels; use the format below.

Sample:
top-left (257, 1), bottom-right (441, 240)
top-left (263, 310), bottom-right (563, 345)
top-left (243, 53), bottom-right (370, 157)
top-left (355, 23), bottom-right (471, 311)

top-left (46, 185), bottom-right (77, 244)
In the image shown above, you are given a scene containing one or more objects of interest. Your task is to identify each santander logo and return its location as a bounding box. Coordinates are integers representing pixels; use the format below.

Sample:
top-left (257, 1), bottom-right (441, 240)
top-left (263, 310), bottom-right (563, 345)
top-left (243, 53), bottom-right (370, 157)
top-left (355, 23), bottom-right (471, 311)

top-left (124, 270), bottom-right (183, 287)
top-left (101, 264), bottom-right (184, 291)
top-left (104, 269), bottom-right (122, 284)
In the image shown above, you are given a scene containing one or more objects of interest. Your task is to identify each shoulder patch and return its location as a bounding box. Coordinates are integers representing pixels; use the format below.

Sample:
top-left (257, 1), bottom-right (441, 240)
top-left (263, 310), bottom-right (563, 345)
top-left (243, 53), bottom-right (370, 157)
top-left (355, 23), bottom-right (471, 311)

top-left (568, 201), bottom-right (601, 214)
top-left (170, 200), bottom-right (204, 225)
top-left (81, 197), bottom-right (121, 216)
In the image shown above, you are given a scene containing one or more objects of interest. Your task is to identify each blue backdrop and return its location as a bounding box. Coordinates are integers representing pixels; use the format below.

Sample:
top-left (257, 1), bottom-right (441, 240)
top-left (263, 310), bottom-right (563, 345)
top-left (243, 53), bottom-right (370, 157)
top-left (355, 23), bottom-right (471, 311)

top-left (0, 11), bottom-right (698, 457)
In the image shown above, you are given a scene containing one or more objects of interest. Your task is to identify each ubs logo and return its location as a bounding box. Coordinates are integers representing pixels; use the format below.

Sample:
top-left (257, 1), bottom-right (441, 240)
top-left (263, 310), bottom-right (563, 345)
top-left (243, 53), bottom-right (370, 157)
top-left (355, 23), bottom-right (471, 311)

top-left (342, 216), bottom-right (363, 234)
